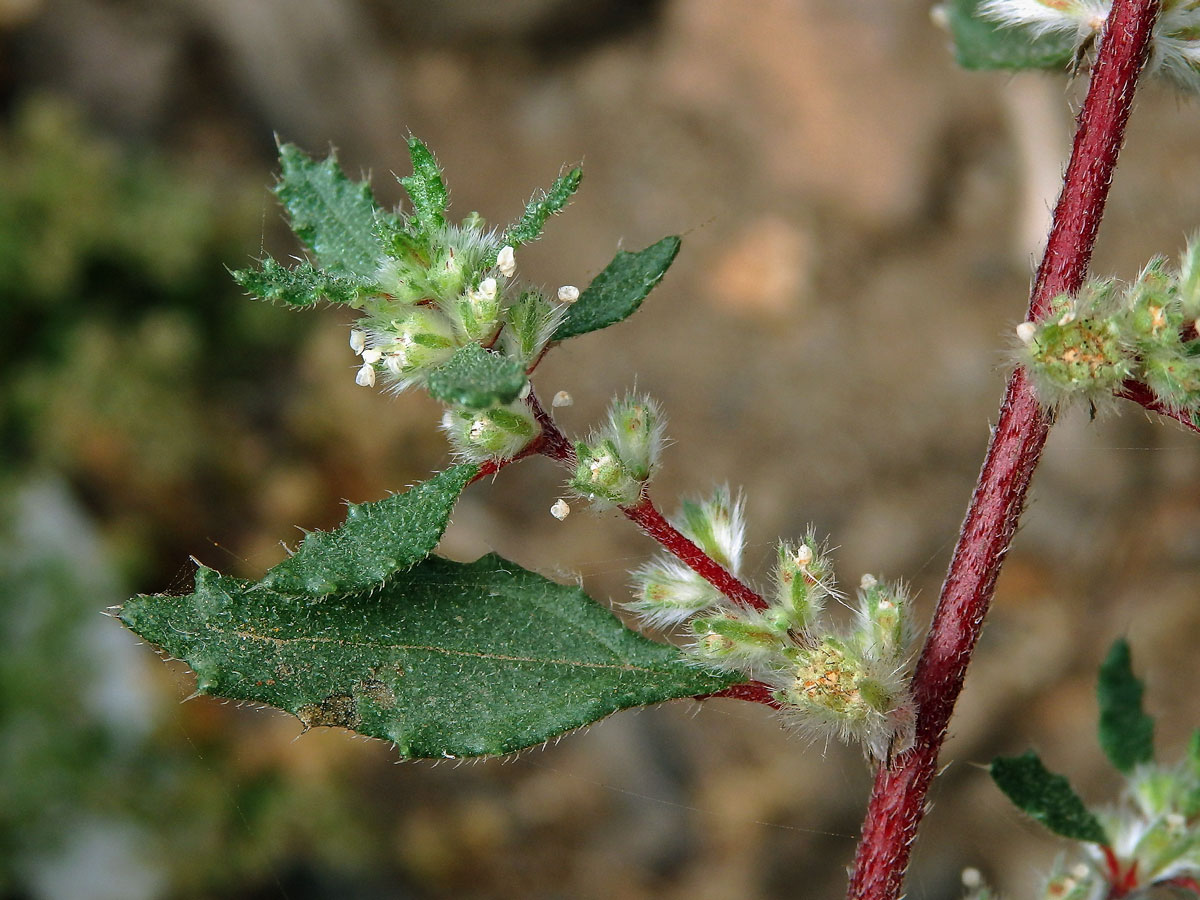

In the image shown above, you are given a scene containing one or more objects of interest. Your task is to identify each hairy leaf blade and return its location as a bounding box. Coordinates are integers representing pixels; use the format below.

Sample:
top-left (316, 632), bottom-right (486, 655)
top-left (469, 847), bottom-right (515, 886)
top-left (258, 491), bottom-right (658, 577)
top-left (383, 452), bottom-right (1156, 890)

top-left (122, 554), bottom-right (740, 758)
top-left (1098, 638), bottom-right (1155, 772)
top-left (400, 137), bottom-right (448, 235)
top-left (275, 143), bottom-right (383, 278)
top-left (554, 236), bottom-right (682, 341)
top-left (503, 167), bottom-right (583, 246)
top-left (260, 464), bottom-right (478, 597)
top-left (231, 257), bottom-right (374, 307)
top-left (426, 344), bottom-right (528, 410)
top-left (945, 0), bottom-right (1075, 71)
top-left (991, 751), bottom-right (1109, 844)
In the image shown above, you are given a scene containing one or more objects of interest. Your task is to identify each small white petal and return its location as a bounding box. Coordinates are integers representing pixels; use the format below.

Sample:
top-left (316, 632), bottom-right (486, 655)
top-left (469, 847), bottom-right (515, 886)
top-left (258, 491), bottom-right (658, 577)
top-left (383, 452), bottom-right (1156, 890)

top-left (478, 277), bottom-right (497, 300)
top-left (795, 544), bottom-right (814, 567)
top-left (496, 245), bottom-right (516, 278)
top-left (550, 499), bottom-right (570, 520)
top-left (355, 363), bottom-right (376, 387)
top-left (557, 285), bottom-right (580, 304)
top-left (350, 329), bottom-right (366, 355)
top-left (860, 573), bottom-right (878, 590)
top-left (1016, 321), bottom-right (1037, 345)
top-left (361, 348), bottom-right (382, 364)
top-left (552, 390), bottom-right (573, 408)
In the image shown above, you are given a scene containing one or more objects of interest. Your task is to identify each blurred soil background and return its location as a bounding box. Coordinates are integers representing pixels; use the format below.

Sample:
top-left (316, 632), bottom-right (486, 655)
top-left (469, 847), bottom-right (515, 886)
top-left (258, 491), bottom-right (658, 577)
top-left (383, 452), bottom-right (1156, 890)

top-left (2, 1), bottom-right (1200, 898)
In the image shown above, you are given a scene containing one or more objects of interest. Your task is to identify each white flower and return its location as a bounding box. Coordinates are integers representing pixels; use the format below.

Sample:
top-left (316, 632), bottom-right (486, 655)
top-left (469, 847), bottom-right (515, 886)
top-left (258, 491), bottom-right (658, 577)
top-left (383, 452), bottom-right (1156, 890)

top-left (355, 362), bottom-right (376, 388)
top-left (496, 245), bottom-right (516, 278)
top-left (349, 329), bottom-right (366, 355)
top-left (550, 499), bottom-right (570, 520)
top-left (557, 285), bottom-right (580, 304)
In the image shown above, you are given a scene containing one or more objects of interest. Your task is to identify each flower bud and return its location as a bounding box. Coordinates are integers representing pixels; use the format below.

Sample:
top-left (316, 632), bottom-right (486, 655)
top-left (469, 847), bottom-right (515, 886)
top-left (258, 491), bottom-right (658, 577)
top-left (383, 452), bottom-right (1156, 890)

top-left (772, 535), bottom-right (833, 631)
top-left (448, 277), bottom-right (505, 343)
top-left (1018, 290), bottom-right (1130, 406)
top-left (690, 612), bottom-right (784, 669)
top-left (677, 486), bottom-right (744, 575)
top-left (627, 559), bottom-right (721, 628)
top-left (373, 307), bottom-right (457, 386)
top-left (441, 401), bottom-right (540, 461)
top-left (605, 393), bottom-right (665, 483)
top-left (500, 290), bottom-right (567, 366)
top-left (570, 439), bottom-right (642, 507)
top-left (854, 578), bottom-right (912, 666)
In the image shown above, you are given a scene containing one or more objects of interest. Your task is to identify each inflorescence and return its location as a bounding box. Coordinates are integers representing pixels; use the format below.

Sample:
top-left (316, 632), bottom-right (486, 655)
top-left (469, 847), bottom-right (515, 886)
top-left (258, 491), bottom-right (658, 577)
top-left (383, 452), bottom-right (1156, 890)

top-left (1016, 238), bottom-right (1200, 414)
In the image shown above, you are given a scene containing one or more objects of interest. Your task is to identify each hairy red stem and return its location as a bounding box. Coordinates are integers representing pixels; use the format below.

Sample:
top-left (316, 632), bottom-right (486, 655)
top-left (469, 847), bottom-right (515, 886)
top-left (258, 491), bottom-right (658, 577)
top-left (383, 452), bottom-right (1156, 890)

top-left (471, 387), bottom-right (769, 618)
top-left (621, 494), bottom-right (768, 611)
top-left (1117, 378), bottom-right (1200, 434)
top-left (698, 680), bottom-right (783, 708)
top-left (846, 3), bottom-right (1159, 897)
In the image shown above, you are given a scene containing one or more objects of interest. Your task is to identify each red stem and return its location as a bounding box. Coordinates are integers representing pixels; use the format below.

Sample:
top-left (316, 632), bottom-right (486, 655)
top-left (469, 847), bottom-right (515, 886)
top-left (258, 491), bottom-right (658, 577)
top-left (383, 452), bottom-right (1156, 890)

top-left (1117, 378), bottom-right (1200, 434)
top-left (698, 680), bottom-right (784, 708)
top-left (845, 3), bottom-right (1159, 897)
top-left (621, 494), bottom-right (768, 611)
top-left (471, 388), bottom-right (770, 615)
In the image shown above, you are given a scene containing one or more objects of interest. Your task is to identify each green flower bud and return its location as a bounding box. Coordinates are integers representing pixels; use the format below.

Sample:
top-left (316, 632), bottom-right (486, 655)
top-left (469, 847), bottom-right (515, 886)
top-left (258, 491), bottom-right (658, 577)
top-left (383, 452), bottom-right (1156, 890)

top-left (627, 558), bottom-right (721, 628)
top-left (447, 276), bottom-right (503, 343)
top-left (368, 307), bottom-right (457, 388)
top-left (677, 486), bottom-right (744, 575)
top-left (500, 290), bottom-right (566, 366)
top-left (441, 400), bottom-right (540, 461)
top-left (570, 439), bottom-right (641, 507)
top-left (772, 534), bottom-right (833, 631)
top-left (1141, 346), bottom-right (1200, 411)
top-left (1178, 233), bottom-right (1200, 319)
top-left (690, 612), bottom-right (786, 669)
top-left (853, 575), bottom-right (912, 666)
top-left (605, 393), bottom-right (665, 482)
top-left (1018, 289), bottom-right (1132, 406)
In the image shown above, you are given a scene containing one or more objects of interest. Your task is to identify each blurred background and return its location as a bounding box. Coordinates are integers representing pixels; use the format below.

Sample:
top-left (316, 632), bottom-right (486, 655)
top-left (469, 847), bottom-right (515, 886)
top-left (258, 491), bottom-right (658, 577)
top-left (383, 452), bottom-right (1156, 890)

top-left (3, 1), bottom-right (1200, 897)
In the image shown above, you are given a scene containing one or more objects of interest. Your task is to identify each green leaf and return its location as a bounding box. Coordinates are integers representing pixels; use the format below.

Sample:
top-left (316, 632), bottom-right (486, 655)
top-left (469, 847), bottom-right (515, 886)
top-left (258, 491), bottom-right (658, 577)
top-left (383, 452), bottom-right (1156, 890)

top-left (502, 166), bottom-right (583, 247)
top-left (1098, 638), bottom-right (1155, 772)
top-left (230, 257), bottom-right (374, 307)
top-left (991, 751), bottom-right (1109, 844)
top-left (399, 137), bottom-right (448, 235)
top-left (554, 236), bottom-right (682, 341)
top-left (121, 554), bottom-right (740, 758)
top-left (260, 465), bottom-right (478, 597)
top-left (425, 343), bottom-right (528, 410)
top-left (945, 0), bottom-right (1075, 71)
top-left (275, 143), bottom-right (383, 278)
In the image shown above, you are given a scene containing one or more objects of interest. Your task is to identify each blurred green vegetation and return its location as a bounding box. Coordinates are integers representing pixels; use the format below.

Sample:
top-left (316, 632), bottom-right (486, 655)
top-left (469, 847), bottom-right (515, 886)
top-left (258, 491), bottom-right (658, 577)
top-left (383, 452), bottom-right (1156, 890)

top-left (0, 97), bottom-right (392, 899)
top-left (0, 96), bottom-right (322, 581)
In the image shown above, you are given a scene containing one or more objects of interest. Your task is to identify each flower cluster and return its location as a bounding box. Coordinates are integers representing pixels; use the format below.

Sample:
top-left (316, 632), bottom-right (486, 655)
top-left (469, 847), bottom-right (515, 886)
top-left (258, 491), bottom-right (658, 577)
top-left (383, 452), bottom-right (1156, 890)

top-left (1016, 239), bottom-right (1200, 412)
top-left (570, 392), bottom-right (667, 508)
top-left (329, 141), bottom-right (585, 463)
top-left (980, 0), bottom-right (1200, 92)
top-left (627, 487), bottom-right (918, 760)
